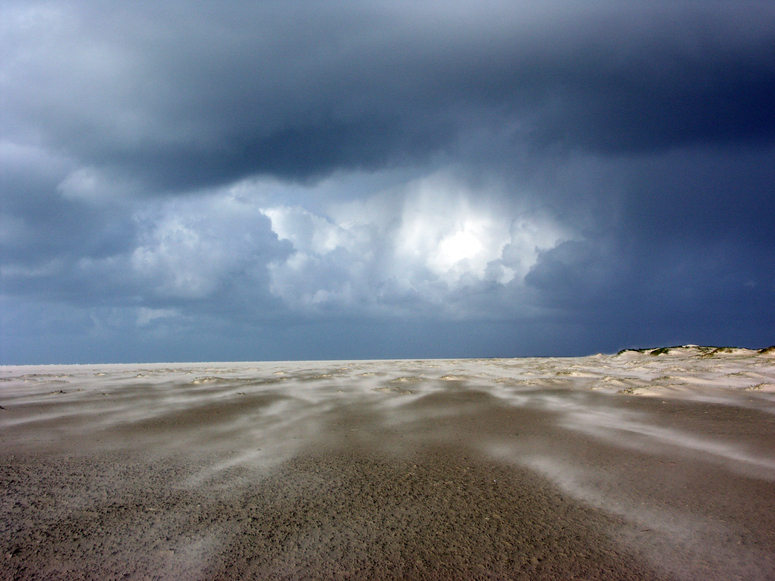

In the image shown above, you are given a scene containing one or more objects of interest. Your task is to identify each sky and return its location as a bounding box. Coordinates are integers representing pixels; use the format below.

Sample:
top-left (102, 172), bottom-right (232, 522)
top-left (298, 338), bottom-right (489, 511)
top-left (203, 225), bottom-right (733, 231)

top-left (1, 0), bottom-right (774, 364)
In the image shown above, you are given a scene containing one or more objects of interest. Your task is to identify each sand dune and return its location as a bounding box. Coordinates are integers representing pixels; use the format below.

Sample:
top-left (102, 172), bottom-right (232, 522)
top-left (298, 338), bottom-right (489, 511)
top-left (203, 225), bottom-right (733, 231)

top-left (2, 348), bottom-right (774, 579)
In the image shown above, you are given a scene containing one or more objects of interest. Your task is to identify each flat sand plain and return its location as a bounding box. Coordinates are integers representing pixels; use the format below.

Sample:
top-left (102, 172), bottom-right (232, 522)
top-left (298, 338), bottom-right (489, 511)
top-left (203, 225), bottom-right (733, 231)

top-left (2, 346), bottom-right (774, 580)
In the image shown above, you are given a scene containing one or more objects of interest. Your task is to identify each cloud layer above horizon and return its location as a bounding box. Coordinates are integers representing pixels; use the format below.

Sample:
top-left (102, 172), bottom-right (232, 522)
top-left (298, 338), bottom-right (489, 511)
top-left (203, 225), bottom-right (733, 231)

top-left (2, 0), bottom-right (774, 363)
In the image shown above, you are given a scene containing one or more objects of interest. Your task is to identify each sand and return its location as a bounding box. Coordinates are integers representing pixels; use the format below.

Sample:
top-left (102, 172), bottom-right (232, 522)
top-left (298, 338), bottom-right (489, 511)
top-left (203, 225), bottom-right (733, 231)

top-left (1, 347), bottom-right (774, 580)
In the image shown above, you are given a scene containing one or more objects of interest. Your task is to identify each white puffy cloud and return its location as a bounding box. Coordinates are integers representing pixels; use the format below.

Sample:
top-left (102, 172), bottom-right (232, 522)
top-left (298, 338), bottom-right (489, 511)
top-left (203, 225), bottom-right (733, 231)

top-left (131, 193), bottom-right (288, 299)
top-left (261, 169), bottom-right (571, 315)
top-left (262, 206), bottom-right (360, 256)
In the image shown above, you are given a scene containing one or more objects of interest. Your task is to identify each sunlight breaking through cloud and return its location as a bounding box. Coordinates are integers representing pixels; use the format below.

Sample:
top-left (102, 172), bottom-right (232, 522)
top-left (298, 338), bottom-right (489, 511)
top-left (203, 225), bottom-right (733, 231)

top-left (261, 170), bottom-right (570, 312)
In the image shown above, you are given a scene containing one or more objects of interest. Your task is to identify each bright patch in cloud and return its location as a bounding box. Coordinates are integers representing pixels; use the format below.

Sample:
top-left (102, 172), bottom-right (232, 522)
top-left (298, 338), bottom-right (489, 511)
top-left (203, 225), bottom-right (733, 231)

top-left (437, 227), bottom-right (484, 268)
top-left (259, 169), bottom-right (571, 313)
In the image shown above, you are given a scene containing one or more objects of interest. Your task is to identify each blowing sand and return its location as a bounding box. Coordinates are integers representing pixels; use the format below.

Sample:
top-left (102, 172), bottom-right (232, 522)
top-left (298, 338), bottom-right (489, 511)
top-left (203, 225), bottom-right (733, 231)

top-left (2, 347), bottom-right (774, 580)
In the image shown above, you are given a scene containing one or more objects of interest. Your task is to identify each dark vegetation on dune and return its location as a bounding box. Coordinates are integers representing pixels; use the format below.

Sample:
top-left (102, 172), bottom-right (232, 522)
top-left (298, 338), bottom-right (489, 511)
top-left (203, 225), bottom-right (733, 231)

top-left (615, 345), bottom-right (775, 357)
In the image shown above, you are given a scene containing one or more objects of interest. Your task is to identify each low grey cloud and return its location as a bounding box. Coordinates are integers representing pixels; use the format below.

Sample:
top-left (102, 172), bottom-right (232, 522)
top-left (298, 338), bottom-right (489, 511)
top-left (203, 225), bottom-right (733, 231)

top-left (6, 1), bottom-right (774, 187)
top-left (2, 1), bottom-right (773, 363)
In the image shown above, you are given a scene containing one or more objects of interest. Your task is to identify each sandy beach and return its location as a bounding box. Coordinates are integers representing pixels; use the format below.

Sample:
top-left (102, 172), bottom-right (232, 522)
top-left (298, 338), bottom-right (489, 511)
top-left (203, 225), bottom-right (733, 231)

top-left (2, 347), bottom-right (774, 580)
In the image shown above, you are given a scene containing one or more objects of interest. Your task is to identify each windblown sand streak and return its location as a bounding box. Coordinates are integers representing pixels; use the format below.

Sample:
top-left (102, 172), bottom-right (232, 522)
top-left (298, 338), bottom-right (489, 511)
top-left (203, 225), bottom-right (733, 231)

top-left (1, 347), bottom-right (774, 579)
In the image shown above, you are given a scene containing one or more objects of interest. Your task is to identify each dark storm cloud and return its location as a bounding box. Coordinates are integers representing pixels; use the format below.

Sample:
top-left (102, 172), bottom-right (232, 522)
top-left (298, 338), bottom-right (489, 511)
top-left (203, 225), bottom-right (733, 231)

top-left (0, 145), bottom-right (135, 270)
top-left (5, 1), bottom-right (774, 190)
top-left (624, 147), bottom-right (775, 247)
top-left (528, 14), bottom-right (775, 153)
top-left (3, 0), bottom-right (775, 363)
